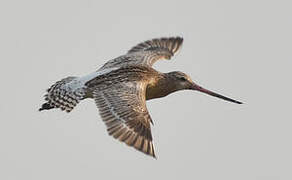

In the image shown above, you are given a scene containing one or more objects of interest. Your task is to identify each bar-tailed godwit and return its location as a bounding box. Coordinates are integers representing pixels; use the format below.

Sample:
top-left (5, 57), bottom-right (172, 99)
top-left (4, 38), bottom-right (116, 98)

top-left (39, 37), bottom-right (242, 158)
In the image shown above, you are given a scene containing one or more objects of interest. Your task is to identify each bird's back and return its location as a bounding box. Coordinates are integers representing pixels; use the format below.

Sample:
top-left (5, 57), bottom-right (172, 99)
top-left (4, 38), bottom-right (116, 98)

top-left (86, 65), bottom-right (160, 90)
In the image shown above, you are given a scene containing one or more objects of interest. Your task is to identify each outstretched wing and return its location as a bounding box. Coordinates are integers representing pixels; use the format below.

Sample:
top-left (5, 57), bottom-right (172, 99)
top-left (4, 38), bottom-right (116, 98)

top-left (100, 37), bottom-right (183, 70)
top-left (92, 81), bottom-right (156, 158)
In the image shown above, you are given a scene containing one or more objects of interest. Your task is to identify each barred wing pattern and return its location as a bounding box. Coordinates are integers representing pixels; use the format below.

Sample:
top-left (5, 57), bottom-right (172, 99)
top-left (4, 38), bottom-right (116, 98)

top-left (93, 82), bottom-right (156, 157)
top-left (100, 37), bottom-right (183, 70)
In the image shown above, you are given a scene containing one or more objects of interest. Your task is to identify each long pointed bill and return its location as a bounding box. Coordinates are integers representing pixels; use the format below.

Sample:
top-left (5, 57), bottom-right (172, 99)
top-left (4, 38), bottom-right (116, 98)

top-left (192, 83), bottom-right (243, 104)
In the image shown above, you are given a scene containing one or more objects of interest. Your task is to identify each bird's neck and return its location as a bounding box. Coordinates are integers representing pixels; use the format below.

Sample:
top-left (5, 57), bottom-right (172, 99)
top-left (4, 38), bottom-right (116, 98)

top-left (146, 74), bottom-right (178, 100)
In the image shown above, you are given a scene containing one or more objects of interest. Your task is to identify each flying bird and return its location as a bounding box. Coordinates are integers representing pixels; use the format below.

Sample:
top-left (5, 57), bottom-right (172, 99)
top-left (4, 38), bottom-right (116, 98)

top-left (39, 37), bottom-right (242, 158)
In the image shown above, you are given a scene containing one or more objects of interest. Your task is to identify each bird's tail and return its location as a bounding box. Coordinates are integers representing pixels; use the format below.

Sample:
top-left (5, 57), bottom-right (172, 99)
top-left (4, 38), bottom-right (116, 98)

top-left (39, 76), bottom-right (86, 112)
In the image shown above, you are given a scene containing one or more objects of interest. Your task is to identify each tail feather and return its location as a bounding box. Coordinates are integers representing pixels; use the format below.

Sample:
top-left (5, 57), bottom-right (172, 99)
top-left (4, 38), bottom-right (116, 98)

top-left (39, 102), bottom-right (54, 111)
top-left (39, 76), bottom-right (86, 112)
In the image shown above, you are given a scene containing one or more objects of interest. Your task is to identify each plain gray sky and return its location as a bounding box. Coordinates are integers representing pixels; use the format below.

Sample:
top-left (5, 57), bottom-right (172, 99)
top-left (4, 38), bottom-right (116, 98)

top-left (0, 0), bottom-right (291, 179)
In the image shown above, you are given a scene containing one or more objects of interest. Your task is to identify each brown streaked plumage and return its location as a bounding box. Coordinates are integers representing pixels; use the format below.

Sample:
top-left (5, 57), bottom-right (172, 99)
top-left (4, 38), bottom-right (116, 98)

top-left (39, 37), bottom-right (242, 158)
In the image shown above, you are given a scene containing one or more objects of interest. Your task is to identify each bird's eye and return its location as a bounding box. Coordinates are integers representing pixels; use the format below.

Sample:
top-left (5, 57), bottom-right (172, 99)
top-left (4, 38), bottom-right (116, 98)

top-left (179, 77), bottom-right (187, 81)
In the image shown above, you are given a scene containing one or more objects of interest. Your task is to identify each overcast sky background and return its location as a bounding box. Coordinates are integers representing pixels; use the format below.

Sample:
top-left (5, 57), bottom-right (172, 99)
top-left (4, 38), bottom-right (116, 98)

top-left (0, 0), bottom-right (291, 179)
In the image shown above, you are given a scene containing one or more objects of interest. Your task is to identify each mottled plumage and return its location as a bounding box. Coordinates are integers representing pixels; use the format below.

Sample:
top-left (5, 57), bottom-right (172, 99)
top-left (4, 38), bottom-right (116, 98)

top-left (40, 37), bottom-right (242, 158)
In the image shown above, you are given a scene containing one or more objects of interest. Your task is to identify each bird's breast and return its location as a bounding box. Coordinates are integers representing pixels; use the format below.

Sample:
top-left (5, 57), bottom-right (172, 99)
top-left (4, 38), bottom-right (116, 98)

top-left (146, 77), bottom-right (168, 100)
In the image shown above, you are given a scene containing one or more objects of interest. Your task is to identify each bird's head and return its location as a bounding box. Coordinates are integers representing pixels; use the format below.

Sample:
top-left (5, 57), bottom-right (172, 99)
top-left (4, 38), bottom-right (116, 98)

top-left (167, 71), bottom-right (242, 104)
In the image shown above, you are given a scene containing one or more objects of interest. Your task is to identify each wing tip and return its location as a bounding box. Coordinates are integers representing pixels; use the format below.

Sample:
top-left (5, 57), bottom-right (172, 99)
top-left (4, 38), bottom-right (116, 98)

top-left (128, 36), bottom-right (184, 55)
top-left (109, 126), bottom-right (157, 159)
